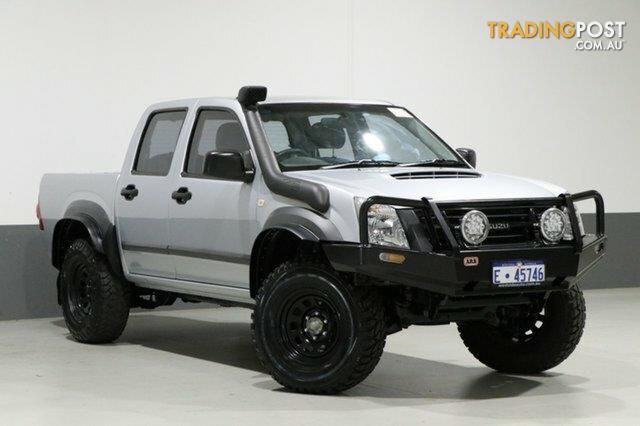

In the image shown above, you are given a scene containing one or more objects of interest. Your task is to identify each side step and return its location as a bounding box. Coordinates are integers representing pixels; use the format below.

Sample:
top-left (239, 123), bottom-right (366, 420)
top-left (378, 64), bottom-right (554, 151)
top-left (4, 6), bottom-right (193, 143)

top-left (132, 274), bottom-right (254, 305)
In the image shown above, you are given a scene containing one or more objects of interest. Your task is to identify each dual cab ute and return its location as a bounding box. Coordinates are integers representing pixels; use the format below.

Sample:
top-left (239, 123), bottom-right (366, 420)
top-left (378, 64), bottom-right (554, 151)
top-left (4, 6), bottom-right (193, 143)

top-left (38, 86), bottom-right (607, 394)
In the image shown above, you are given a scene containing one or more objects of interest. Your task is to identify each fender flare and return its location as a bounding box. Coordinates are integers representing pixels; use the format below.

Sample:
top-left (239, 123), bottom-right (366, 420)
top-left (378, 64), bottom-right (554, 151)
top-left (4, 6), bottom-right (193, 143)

top-left (53, 201), bottom-right (123, 276)
top-left (249, 207), bottom-right (342, 296)
top-left (262, 206), bottom-right (342, 242)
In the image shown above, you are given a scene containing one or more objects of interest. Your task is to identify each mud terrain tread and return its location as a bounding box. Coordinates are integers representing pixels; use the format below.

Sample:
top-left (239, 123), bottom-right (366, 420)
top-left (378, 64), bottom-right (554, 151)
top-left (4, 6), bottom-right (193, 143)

top-left (458, 286), bottom-right (586, 373)
top-left (252, 261), bottom-right (386, 394)
top-left (61, 239), bottom-right (131, 344)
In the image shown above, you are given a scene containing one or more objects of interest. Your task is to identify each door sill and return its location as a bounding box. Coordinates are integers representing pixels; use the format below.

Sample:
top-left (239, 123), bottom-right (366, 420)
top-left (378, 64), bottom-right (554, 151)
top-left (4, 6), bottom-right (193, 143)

top-left (131, 274), bottom-right (253, 305)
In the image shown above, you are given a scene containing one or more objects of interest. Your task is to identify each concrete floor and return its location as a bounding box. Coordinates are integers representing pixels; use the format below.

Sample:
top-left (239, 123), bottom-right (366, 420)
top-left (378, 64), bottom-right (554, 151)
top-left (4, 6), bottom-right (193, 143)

top-left (0, 289), bottom-right (639, 425)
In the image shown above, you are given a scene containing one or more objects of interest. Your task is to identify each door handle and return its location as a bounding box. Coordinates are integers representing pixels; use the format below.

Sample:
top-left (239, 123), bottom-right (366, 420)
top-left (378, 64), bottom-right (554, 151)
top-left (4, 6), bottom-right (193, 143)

top-left (120, 184), bottom-right (139, 201)
top-left (171, 187), bottom-right (192, 204)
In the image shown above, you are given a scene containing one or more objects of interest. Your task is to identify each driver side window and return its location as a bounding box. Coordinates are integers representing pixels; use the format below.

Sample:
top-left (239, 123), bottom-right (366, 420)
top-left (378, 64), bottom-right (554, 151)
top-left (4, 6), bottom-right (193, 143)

top-left (185, 109), bottom-right (249, 176)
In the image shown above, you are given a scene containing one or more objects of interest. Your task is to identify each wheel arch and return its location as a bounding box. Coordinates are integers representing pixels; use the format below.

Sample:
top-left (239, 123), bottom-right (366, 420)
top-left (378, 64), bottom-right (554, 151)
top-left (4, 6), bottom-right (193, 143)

top-left (52, 201), bottom-right (123, 277)
top-left (249, 207), bottom-right (342, 298)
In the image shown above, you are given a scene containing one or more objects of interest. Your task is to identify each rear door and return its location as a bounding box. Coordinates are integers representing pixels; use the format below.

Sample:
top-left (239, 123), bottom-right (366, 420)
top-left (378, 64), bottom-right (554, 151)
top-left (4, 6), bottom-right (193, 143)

top-left (116, 109), bottom-right (188, 278)
top-left (167, 108), bottom-right (258, 288)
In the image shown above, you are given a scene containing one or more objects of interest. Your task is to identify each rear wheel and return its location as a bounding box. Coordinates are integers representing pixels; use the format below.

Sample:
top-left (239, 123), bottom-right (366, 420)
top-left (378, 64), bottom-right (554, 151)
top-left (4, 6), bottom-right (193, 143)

top-left (252, 261), bottom-right (386, 394)
top-left (60, 239), bottom-right (131, 343)
top-left (458, 286), bottom-right (586, 373)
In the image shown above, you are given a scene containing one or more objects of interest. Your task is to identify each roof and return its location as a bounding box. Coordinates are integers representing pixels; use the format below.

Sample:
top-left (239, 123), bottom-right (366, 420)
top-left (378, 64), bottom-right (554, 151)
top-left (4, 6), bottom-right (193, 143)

top-left (145, 96), bottom-right (395, 112)
top-left (261, 96), bottom-right (393, 106)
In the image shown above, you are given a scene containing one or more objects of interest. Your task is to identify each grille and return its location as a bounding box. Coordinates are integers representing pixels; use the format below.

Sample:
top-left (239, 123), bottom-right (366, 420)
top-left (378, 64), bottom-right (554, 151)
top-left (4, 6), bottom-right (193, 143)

top-left (416, 200), bottom-right (566, 248)
top-left (392, 170), bottom-right (481, 180)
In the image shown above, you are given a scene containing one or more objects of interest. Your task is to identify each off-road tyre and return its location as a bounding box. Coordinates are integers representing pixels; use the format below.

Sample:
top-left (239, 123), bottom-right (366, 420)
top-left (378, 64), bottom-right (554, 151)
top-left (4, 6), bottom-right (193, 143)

top-left (458, 286), bottom-right (586, 374)
top-left (252, 261), bottom-right (386, 394)
top-left (60, 238), bottom-right (131, 343)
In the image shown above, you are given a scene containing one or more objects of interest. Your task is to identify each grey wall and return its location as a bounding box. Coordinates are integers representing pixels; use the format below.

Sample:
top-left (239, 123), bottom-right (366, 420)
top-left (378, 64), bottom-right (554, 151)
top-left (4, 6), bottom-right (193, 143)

top-left (0, 225), bottom-right (59, 320)
top-left (1, 213), bottom-right (637, 321)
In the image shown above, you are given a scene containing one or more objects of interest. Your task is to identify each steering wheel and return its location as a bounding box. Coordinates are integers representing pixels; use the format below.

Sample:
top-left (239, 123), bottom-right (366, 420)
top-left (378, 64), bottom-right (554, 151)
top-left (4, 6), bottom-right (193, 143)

top-left (275, 148), bottom-right (309, 161)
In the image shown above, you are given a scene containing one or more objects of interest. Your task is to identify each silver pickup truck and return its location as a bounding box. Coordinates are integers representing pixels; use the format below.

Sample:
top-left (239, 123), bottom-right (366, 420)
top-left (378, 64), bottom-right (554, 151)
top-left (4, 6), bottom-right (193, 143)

top-left (38, 86), bottom-right (607, 394)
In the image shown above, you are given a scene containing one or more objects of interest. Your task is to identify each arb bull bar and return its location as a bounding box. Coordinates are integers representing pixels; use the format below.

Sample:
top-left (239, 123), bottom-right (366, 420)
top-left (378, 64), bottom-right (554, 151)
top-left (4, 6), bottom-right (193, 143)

top-left (323, 191), bottom-right (607, 297)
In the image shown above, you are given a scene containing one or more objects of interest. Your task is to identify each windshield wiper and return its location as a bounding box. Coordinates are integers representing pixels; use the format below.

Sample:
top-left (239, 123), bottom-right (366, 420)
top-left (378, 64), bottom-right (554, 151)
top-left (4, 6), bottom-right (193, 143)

top-left (398, 159), bottom-right (467, 168)
top-left (321, 159), bottom-right (400, 169)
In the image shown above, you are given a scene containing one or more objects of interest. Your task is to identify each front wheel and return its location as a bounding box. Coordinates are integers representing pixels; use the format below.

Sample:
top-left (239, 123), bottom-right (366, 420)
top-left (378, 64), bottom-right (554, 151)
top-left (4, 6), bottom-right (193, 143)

top-left (252, 261), bottom-right (386, 394)
top-left (458, 286), bottom-right (586, 374)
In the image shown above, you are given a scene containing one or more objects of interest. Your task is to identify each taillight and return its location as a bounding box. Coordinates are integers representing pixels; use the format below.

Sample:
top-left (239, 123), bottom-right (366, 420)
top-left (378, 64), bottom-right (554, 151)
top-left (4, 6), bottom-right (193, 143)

top-left (36, 203), bottom-right (44, 230)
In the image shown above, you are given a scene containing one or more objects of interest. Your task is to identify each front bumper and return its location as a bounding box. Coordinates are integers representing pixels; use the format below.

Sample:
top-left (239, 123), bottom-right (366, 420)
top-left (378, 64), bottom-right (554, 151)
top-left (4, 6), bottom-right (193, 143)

top-left (323, 191), bottom-right (607, 297)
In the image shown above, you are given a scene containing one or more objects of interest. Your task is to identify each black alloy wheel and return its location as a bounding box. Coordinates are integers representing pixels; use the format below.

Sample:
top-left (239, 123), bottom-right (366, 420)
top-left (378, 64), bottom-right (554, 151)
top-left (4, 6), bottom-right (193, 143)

top-left (252, 260), bottom-right (386, 394)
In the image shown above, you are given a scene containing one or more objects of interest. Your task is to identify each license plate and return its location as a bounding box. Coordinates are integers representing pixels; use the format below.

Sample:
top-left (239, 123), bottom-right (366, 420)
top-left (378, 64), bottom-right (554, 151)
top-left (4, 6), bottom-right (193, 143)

top-left (492, 260), bottom-right (545, 286)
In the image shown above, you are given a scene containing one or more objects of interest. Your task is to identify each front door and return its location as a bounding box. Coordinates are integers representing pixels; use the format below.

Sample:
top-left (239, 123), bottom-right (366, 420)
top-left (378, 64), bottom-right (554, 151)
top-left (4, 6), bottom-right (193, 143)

top-left (168, 109), bottom-right (258, 288)
top-left (116, 109), bottom-right (188, 278)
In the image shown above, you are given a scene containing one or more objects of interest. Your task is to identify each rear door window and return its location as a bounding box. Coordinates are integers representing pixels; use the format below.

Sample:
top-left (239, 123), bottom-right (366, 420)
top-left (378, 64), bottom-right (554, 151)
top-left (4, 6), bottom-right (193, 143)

top-left (134, 110), bottom-right (187, 175)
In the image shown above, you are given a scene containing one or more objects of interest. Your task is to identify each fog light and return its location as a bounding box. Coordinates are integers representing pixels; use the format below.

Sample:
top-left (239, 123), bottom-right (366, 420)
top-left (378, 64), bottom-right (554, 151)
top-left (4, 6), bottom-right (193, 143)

top-left (460, 210), bottom-right (489, 245)
top-left (540, 207), bottom-right (567, 242)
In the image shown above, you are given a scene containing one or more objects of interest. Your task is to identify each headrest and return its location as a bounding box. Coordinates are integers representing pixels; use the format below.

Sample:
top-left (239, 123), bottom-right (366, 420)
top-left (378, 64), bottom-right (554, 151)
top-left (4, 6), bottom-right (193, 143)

top-left (216, 122), bottom-right (246, 152)
top-left (306, 119), bottom-right (345, 149)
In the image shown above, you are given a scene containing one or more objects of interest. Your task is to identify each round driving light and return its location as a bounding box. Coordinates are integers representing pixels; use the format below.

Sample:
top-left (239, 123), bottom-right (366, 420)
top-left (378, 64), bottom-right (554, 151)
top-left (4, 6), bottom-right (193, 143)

top-left (460, 210), bottom-right (489, 245)
top-left (540, 207), bottom-right (567, 242)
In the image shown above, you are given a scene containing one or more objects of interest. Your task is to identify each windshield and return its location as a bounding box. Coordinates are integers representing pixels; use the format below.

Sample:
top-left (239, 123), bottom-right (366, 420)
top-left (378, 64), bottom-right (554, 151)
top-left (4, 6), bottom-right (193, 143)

top-left (258, 103), bottom-right (464, 171)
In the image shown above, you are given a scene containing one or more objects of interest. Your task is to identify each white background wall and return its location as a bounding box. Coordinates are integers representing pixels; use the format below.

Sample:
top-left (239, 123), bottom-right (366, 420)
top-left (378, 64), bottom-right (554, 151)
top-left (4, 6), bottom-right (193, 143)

top-left (1, 0), bottom-right (638, 224)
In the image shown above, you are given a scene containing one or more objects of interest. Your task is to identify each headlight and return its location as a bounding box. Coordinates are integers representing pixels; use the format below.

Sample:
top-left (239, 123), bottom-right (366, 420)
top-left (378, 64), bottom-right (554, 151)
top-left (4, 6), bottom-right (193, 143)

top-left (460, 210), bottom-right (489, 245)
top-left (355, 198), bottom-right (409, 249)
top-left (540, 207), bottom-right (567, 242)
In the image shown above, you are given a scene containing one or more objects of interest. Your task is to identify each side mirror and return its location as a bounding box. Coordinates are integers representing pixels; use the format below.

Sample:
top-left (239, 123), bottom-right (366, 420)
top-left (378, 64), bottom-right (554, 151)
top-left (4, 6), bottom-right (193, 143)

top-left (203, 151), bottom-right (254, 182)
top-left (456, 148), bottom-right (476, 168)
